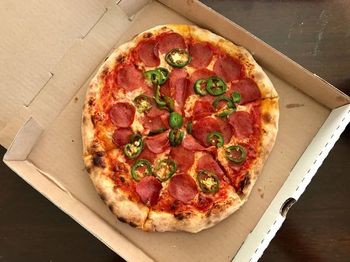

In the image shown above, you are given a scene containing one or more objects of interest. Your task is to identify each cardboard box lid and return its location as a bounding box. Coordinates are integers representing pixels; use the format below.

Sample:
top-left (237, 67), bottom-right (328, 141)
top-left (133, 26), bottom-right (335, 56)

top-left (1, 0), bottom-right (350, 261)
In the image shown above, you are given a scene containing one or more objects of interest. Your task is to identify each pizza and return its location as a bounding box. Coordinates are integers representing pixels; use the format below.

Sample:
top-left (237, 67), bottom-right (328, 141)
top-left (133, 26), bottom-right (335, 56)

top-left (82, 24), bottom-right (279, 232)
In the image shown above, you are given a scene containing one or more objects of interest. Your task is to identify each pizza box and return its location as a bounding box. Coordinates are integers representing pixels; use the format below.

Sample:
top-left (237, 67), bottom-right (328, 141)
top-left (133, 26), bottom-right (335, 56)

top-left (1, 0), bottom-right (349, 261)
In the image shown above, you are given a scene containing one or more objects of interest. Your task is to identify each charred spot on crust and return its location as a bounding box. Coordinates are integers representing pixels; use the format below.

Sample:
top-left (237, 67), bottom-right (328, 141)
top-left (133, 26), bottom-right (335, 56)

top-left (174, 213), bottom-right (185, 220)
top-left (85, 166), bottom-right (91, 173)
top-left (82, 116), bottom-right (86, 124)
top-left (100, 67), bottom-right (109, 78)
top-left (88, 97), bottom-right (95, 106)
top-left (116, 55), bottom-right (125, 63)
top-left (98, 192), bottom-right (107, 202)
top-left (90, 115), bottom-right (96, 127)
top-left (117, 216), bottom-right (127, 224)
top-left (108, 204), bottom-right (114, 211)
top-left (129, 222), bottom-right (138, 228)
top-left (262, 112), bottom-right (272, 123)
top-left (93, 151), bottom-right (106, 168)
top-left (237, 174), bottom-right (250, 194)
top-left (143, 32), bottom-right (153, 38)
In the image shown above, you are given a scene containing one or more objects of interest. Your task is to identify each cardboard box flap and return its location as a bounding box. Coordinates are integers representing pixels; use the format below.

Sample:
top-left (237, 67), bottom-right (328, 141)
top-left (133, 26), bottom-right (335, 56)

top-left (0, 0), bottom-right (109, 132)
top-left (0, 0), bottom-right (131, 148)
top-left (117, 0), bottom-right (150, 18)
top-left (4, 117), bottom-right (43, 161)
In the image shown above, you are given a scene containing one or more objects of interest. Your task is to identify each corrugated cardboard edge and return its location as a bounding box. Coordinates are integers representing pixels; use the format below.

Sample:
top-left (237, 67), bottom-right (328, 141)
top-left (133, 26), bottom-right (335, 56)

top-left (3, 120), bottom-right (154, 262)
top-left (233, 104), bottom-right (350, 262)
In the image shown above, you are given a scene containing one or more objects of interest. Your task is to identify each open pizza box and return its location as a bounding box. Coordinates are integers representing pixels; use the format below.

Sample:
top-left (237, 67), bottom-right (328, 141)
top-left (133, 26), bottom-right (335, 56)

top-left (1, 0), bottom-right (349, 261)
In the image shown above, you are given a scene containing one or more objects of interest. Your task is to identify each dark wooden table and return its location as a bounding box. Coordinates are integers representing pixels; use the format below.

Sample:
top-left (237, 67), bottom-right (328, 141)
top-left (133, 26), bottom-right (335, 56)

top-left (1, 1), bottom-right (349, 261)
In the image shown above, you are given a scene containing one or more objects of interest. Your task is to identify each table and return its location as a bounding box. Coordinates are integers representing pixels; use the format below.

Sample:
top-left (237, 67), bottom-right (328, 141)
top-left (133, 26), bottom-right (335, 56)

top-left (1, 0), bottom-right (349, 261)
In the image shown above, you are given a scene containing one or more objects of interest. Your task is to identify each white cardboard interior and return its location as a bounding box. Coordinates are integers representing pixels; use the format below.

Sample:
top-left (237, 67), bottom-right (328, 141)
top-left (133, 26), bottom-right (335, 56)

top-left (2, 0), bottom-right (350, 261)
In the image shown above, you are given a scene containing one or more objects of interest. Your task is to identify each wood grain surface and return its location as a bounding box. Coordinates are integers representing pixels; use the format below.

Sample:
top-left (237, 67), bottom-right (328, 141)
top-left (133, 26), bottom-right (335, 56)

top-left (0, 0), bottom-right (349, 261)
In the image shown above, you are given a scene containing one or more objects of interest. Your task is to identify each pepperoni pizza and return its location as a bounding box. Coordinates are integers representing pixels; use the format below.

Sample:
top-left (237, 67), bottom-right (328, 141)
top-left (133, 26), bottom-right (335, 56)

top-left (82, 24), bottom-right (279, 232)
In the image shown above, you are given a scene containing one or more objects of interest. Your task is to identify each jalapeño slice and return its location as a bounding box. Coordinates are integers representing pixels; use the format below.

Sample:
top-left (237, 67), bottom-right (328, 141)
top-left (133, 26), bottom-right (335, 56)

top-left (154, 85), bottom-right (174, 112)
top-left (232, 91), bottom-right (241, 103)
top-left (133, 94), bottom-right (153, 113)
top-left (148, 127), bottom-right (167, 136)
top-left (144, 67), bottom-right (169, 85)
top-left (169, 129), bottom-right (185, 146)
top-left (212, 96), bottom-right (234, 109)
top-left (194, 79), bottom-right (208, 96)
top-left (124, 133), bottom-right (143, 159)
top-left (165, 48), bottom-right (191, 68)
top-left (197, 170), bottom-right (219, 193)
top-left (169, 112), bottom-right (183, 129)
top-left (217, 108), bottom-right (235, 118)
top-left (131, 159), bottom-right (152, 181)
top-left (163, 95), bottom-right (175, 112)
top-left (225, 145), bottom-right (246, 164)
top-left (206, 76), bottom-right (227, 96)
top-left (213, 95), bottom-right (236, 118)
top-left (157, 67), bottom-right (170, 85)
top-left (153, 159), bottom-right (177, 182)
top-left (207, 131), bottom-right (224, 148)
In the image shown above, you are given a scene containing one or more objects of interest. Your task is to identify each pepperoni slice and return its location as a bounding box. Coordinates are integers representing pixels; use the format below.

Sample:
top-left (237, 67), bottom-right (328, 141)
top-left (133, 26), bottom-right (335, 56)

top-left (188, 69), bottom-right (216, 96)
top-left (109, 102), bottom-right (135, 127)
top-left (112, 128), bottom-right (133, 147)
top-left (192, 117), bottom-right (232, 146)
top-left (136, 176), bottom-right (162, 206)
top-left (116, 64), bottom-right (146, 91)
top-left (170, 145), bottom-right (194, 173)
top-left (189, 43), bottom-right (213, 68)
top-left (230, 78), bottom-right (261, 104)
top-left (142, 116), bottom-right (169, 131)
top-left (197, 153), bottom-right (224, 178)
top-left (142, 107), bottom-right (170, 130)
top-left (157, 32), bottom-right (186, 53)
top-left (160, 81), bottom-right (171, 97)
top-left (213, 55), bottom-right (242, 82)
top-left (136, 39), bottom-right (160, 67)
top-left (145, 132), bottom-right (170, 154)
top-left (182, 135), bottom-right (217, 153)
top-left (192, 100), bottom-right (214, 120)
top-left (227, 111), bottom-right (254, 138)
top-left (146, 106), bottom-right (166, 118)
top-left (168, 174), bottom-right (198, 203)
top-left (168, 69), bottom-right (189, 109)
top-left (137, 146), bottom-right (157, 164)
top-left (182, 135), bottom-right (206, 151)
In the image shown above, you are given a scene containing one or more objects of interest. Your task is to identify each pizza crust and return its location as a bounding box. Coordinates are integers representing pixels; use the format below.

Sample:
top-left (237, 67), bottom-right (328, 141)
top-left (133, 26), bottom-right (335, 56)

top-left (82, 24), bottom-right (279, 232)
top-left (84, 155), bottom-right (149, 228)
top-left (144, 191), bottom-right (242, 233)
top-left (240, 98), bottom-right (279, 199)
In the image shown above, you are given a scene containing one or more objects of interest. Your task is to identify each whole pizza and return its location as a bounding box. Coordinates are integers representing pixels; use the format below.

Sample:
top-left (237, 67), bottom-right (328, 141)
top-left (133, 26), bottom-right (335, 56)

top-left (82, 24), bottom-right (279, 232)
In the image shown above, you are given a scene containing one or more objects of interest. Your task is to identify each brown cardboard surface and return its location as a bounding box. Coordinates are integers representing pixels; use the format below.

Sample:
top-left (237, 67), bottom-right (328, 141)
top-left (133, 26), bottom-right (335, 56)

top-left (23, 1), bottom-right (330, 261)
top-left (0, 0), bottom-right (109, 133)
top-left (2, 0), bottom-right (349, 261)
